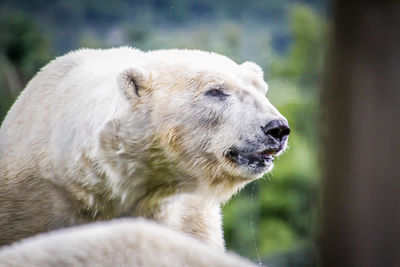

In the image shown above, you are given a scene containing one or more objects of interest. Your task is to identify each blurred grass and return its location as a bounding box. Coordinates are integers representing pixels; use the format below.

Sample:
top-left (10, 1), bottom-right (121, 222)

top-left (0, 1), bottom-right (326, 265)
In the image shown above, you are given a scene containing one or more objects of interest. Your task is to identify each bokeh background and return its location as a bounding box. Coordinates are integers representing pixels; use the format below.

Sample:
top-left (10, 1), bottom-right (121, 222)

top-left (0, 0), bottom-right (326, 266)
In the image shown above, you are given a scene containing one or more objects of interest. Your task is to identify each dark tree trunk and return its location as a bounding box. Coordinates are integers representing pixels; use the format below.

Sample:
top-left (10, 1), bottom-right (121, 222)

top-left (321, 1), bottom-right (400, 267)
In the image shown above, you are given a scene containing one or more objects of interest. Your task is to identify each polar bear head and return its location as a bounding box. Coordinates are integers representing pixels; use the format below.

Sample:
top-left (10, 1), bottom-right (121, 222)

top-left (110, 49), bottom-right (289, 199)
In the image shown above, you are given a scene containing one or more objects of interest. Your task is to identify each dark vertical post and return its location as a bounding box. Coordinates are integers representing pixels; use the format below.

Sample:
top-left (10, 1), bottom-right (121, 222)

top-left (321, 1), bottom-right (400, 267)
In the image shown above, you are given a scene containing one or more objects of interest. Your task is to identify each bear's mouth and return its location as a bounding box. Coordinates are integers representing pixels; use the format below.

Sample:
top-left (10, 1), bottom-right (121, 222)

top-left (225, 147), bottom-right (276, 169)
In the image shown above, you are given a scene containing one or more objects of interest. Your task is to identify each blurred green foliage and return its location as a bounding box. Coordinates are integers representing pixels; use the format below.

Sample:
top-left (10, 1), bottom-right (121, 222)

top-left (0, 13), bottom-right (51, 121)
top-left (0, 1), bottom-right (325, 265)
top-left (223, 6), bottom-right (325, 264)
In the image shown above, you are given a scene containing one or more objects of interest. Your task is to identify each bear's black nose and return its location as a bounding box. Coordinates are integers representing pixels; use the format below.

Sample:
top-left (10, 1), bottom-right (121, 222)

top-left (262, 120), bottom-right (290, 141)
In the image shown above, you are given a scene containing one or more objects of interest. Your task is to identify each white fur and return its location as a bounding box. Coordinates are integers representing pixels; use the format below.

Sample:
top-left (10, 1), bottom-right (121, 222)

top-left (0, 219), bottom-right (256, 267)
top-left (0, 47), bottom-right (288, 255)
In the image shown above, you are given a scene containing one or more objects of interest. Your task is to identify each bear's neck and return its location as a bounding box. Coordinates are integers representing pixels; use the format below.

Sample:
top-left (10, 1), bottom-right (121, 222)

top-left (71, 144), bottom-right (197, 220)
top-left (79, 128), bottom-right (249, 220)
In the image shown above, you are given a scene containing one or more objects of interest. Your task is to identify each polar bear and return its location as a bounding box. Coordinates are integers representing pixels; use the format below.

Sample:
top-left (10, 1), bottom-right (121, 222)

top-left (0, 47), bottom-right (289, 251)
top-left (0, 218), bottom-right (256, 267)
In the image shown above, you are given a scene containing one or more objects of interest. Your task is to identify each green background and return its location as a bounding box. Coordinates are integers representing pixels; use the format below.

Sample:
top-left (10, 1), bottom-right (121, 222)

top-left (0, 1), bottom-right (326, 265)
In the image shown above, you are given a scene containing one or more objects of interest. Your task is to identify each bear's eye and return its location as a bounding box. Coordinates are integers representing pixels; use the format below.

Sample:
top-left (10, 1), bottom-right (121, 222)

top-left (206, 88), bottom-right (228, 99)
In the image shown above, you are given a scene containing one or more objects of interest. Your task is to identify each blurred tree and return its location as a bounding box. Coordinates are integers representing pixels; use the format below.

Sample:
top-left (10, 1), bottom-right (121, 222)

top-left (270, 5), bottom-right (326, 88)
top-left (223, 5), bottom-right (324, 263)
top-left (0, 14), bottom-right (51, 84)
top-left (0, 1), bottom-right (326, 265)
top-left (0, 13), bottom-right (52, 121)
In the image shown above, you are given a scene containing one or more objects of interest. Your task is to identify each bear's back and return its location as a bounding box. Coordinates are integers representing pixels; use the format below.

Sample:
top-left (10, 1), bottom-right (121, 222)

top-left (0, 47), bottom-right (147, 246)
top-left (0, 47), bottom-right (145, 177)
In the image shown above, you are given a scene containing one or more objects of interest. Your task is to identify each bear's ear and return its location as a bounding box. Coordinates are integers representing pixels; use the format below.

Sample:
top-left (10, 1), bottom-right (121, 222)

top-left (241, 61), bottom-right (268, 94)
top-left (118, 67), bottom-right (149, 99)
top-left (241, 61), bottom-right (264, 78)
